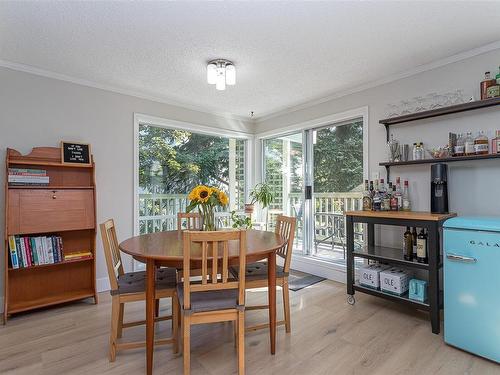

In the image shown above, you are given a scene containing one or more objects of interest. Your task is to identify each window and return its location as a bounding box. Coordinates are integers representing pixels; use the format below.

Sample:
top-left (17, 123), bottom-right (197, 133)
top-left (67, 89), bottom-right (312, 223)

top-left (136, 123), bottom-right (247, 235)
top-left (261, 116), bottom-right (366, 265)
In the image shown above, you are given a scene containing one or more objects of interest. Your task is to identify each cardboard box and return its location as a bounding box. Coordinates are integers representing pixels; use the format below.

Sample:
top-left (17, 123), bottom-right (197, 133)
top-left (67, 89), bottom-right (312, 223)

top-left (358, 263), bottom-right (390, 290)
top-left (380, 267), bottom-right (410, 295)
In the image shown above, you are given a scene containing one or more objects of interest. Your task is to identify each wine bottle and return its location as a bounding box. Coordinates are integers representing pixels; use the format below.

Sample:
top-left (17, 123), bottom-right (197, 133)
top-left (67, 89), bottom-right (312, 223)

top-left (404, 226), bottom-right (413, 261)
top-left (417, 229), bottom-right (428, 263)
top-left (412, 227), bottom-right (418, 259)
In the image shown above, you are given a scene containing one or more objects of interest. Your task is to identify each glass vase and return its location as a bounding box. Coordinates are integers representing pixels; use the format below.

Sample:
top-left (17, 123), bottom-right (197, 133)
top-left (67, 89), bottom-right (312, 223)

top-left (200, 208), bottom-right (216, 231)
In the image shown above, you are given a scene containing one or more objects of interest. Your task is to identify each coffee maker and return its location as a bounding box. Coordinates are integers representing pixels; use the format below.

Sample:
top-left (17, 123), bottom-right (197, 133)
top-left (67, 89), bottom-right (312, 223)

top-left (431, 163), bottom-right (449, 214)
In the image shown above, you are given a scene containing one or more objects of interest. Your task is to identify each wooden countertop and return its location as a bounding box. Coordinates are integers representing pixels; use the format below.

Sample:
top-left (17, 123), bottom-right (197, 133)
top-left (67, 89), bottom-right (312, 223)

top-left (345, 210), bottom-right (457, 222)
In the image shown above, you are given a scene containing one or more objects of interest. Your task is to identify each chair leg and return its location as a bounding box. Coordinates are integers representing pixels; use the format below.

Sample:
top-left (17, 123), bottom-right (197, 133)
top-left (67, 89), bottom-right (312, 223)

top-left (172, 295), bottom-right (179, 354)
top-left (109, 297), bottom-right (120, 362)
top-left (283, 280), bottom-right (291, 333)
top-left (183, 314), bottom-right (191, 375)
top-left (117, 303), bottom-right (124, 339)
top-left (233, 320), bottom-right (238, 349)
top-left (237, 311), bottom-right (245, 375)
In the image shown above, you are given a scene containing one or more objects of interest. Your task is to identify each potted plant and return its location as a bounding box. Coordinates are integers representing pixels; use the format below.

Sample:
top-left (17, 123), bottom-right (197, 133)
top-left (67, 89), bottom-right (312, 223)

top-left (230, 211), bottom-right (253, 229)
top-left (245, 182), bottom-right (274, 215)
top-left (186, 185), bottom-right (229, 231)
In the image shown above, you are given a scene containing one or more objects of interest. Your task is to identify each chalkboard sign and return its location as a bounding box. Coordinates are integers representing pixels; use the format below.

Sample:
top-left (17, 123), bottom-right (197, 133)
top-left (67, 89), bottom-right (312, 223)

top-left (61, 141), bottom-right (91, 165)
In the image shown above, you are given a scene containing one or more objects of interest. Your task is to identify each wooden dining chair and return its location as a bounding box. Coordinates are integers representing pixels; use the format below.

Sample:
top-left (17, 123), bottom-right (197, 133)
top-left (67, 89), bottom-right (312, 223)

top-left (177, 212), bottom-right (201, 231)
top-left (178, 229), bottom-right (247, 375)
top-left (230, 215), bottom-right (296, 333)
top-left (100, 219), bottom-right (179, 361)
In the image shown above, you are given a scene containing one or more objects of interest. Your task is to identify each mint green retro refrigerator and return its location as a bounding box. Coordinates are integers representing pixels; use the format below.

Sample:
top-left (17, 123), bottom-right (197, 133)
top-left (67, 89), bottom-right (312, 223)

top-left (443, 216), bottom-right (500, 363)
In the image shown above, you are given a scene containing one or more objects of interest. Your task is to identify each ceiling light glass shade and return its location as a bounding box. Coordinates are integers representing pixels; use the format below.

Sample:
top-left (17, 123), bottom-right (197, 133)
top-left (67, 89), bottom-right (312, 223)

top-left (215, 67), bottom-right (226, 90)
top-left (225, 64), bottom-right (236, 85)
top-left (207, 63), bottom-right (217, 84)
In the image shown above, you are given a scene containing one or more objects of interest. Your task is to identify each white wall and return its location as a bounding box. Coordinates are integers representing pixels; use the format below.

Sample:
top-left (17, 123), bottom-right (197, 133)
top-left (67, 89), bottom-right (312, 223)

top-left (1, 47), bottom-right (500, 305)
top-left (256, 48), bottom-right (500, 248)
top-left (0, 67), bottom-right (253, 303)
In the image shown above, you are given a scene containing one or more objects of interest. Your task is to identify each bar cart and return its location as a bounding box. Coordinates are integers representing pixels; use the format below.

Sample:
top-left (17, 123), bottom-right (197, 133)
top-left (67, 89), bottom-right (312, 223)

top-left (345, 211), bottom-right (456, 334)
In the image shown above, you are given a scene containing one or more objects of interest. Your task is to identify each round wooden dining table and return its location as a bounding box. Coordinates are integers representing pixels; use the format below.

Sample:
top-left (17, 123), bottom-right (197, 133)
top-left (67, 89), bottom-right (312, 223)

top-left (119, 229), bottom-right (286, 375)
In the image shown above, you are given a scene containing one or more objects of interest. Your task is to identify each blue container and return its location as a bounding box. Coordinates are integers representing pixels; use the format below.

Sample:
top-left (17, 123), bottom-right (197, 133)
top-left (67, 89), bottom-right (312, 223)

top-left (443, 216), bottom-right (500, 363)
top-left (409, 279), bottom-right (427, 303)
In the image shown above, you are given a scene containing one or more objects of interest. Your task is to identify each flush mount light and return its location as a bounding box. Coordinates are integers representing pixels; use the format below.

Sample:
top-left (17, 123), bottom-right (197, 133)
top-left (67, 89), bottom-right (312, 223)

top-left (207, 59), bottom-right (236, 91)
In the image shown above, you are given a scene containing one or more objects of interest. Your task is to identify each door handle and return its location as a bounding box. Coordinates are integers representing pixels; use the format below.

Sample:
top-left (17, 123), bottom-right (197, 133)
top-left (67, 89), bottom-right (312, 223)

top-left (446, 253), bottom-right (477, 263)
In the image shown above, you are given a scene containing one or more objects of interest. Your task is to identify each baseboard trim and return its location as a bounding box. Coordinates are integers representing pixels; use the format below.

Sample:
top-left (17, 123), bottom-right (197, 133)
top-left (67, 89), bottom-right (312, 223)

top-left (291, 255), bottom-right (347, 284)
top-left (96, 277), bottom-right (110, 293)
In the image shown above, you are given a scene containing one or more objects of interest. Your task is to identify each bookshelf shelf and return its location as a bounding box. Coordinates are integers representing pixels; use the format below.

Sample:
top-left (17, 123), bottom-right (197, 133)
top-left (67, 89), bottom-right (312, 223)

top-left (9, 160), bottom-right (94, 168)
top-left (8, 289), bottom-right (95, 314)
top-left (4, 147), bottom-right (98, 322)
top-left (8, 185), bottom-right (94, 190)
top-left (8, 256), bottom-right (93, 272)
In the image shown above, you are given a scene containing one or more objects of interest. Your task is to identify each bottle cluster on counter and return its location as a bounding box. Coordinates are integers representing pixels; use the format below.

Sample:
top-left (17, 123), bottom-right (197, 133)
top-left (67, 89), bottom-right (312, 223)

top-left (403, 226), bottom-right (428, 264)
top-left (362, 177), bottom-right (411, 212)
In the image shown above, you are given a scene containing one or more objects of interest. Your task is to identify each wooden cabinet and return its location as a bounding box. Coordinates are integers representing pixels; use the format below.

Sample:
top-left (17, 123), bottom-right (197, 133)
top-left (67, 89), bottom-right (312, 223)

top-left (3, 147), bottom-right (98, 322)
top-left (8, 189), bottom-right (95, 234)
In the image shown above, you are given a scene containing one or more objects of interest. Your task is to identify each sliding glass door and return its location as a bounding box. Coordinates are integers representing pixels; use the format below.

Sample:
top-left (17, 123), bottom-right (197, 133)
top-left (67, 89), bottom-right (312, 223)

top-left (263, 132), bottom-right (305, 255)
top-left (311, 120), bottom-right (364, 263)
top-left (262, 117), bottom-right (365, 264)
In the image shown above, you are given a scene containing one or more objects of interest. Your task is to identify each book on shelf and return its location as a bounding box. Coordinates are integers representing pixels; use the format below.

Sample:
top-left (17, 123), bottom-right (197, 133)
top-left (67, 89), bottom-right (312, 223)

top-left (8, 168), bottom-right (47, 176)
top-left (8, 235), bottom-right (64, 269)
top-left (64, 251), bottom-right (92, 261)
top-left (8, 168), bottom-right (49, 186)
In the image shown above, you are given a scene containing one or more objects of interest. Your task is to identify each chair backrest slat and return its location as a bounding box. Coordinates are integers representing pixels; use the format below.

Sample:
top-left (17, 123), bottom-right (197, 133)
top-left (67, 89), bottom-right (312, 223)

top-left (99, 219), bottom-right (124, 291)
top-left (177, 212), bottom-right (201, 231)
top-left (182, 230), bottom-right (246, 311)
top-left (275, 215), bottom-right (297, 273)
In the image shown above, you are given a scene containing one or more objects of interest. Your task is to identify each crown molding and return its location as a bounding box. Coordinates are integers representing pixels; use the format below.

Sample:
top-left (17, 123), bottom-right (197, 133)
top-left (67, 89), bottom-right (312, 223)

top-left (0, 59), bottom-right (252, 124)
top-left (2, 39), bottom-right (500, 128)
top-left (254, 41), bottom-right (500, 123)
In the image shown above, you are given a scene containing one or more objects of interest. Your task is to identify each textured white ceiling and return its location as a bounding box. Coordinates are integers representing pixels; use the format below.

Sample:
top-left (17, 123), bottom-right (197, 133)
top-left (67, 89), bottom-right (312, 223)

top-left (1, 1), bottom-right (500, 120)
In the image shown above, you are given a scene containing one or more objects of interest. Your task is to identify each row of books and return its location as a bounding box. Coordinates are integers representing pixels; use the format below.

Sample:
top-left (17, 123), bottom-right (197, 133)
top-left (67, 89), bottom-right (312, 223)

top-left (9, 235), bottom-right (63, 269)
top-left (8, 168), bottom-right (49, 186)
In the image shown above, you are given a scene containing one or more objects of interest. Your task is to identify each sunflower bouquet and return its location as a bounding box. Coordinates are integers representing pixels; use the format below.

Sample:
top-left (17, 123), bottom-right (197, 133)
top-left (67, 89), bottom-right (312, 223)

top-left (186, 185), bottom-right (229, 231)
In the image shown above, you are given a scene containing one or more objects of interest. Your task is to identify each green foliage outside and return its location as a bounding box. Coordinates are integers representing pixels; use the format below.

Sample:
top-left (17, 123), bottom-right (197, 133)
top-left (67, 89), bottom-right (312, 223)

top-left (313, 121), bottom-right (363, 193)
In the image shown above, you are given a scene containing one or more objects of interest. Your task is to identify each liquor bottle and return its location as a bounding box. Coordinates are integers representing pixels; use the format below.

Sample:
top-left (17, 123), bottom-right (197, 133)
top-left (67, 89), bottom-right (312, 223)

top-left (464, 132), bottom-right (475, 156)
top-left (382, 181), bottom-right (391, 211)
top-left (362, 180), bottom-right (372, 211)
top-left (404, 226), bottom-right (413, 261)
top-left (417, 228), bottom-right (428, 263)
top-left (390, 185), bottom-right (398, 211)
top-left (379, 179), bottom-right (387, 210)
top-left (412, 227), bottom-right (418, 259)
top-left (372, 179), bottom-right (382, 211)
top-left (395, 177), bottom-right (403, 210)
top-left (474, 131), bottom-right (489, 155)
top-left (480, 71), bottom-right (496, 100)
top-left (402, 180), bottom-right (411, 211)
top-left (369, 180), bottom-right (374, 199)
top-left (454, 133), bottom-right (464, 157)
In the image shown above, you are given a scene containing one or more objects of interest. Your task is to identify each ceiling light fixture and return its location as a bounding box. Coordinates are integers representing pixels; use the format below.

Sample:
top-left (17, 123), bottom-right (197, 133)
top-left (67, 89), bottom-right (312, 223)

top-left (207, 59), bottom-right (235, 91)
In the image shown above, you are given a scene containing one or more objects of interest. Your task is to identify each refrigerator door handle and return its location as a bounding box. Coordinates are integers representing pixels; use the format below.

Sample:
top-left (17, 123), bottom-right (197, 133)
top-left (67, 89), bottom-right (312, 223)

top-left (446, 253), bottom-right (477, 263)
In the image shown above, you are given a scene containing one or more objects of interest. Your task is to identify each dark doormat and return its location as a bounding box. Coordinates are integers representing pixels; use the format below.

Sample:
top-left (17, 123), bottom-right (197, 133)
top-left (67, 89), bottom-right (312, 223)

top-left (289, 270), bottom-right (326, 292)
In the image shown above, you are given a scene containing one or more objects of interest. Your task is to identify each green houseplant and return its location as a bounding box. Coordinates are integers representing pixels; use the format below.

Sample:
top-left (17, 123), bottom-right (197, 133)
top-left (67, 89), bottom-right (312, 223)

top-left (230, 211), bottom-right (253, 229)
top-left (245, 182), bottom-right (274, 215)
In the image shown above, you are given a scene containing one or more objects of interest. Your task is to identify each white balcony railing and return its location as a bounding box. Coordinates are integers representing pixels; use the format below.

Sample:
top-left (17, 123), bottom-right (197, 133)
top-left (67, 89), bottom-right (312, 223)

top-left (138, 192), bottom-right (364, 257)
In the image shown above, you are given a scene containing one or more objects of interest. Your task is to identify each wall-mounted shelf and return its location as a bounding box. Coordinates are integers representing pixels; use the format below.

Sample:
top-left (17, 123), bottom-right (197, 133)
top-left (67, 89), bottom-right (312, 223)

top-left (381, 153), bottom-right (500, 179)
top-left (379, 97), bottom-right (500, 141)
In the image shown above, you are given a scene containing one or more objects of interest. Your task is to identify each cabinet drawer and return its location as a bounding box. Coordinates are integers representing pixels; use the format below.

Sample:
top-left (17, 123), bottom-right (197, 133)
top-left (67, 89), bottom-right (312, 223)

top-left (8, 189), bottom-right (95, 234)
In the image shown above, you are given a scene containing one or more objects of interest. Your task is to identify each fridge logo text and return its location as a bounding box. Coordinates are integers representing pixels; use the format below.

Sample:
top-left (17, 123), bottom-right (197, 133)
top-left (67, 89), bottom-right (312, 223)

top-left (469, 240), bottom-right (500, 247)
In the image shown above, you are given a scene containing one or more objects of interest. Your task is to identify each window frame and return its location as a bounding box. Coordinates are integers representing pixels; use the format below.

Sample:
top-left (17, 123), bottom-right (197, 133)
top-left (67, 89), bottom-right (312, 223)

top-left (133, 113), bottom-right (254, 237)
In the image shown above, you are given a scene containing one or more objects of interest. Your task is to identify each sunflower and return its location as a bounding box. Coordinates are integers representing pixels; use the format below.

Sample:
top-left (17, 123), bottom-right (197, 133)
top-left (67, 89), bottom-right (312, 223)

top-left (188, 186), bottom-right (200, 201)
top-left (218, 191), bottom-right (229, 206)
top-left (196, 185), bottom-right (212, 203)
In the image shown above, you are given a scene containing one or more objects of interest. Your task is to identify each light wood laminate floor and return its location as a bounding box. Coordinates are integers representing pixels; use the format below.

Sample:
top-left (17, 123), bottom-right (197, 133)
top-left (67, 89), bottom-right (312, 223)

top-left (1, 279), bottom-right (498, 374)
